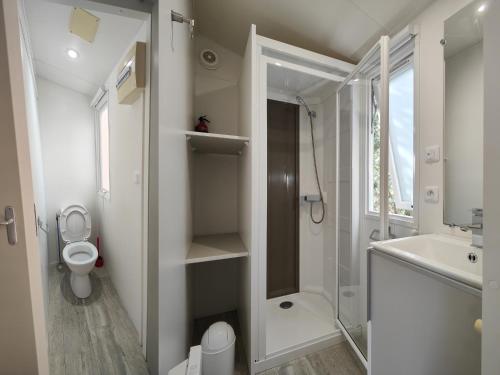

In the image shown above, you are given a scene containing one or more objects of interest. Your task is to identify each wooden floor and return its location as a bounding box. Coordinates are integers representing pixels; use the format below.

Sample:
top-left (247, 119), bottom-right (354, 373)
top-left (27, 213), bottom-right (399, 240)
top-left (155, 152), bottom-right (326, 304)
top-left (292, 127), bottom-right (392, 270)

top-left (258, 342), bottom-right (366, 375)
top-left (48, 265), bottom-right (363, 375)
top-left (48, 265), bottom-right (149, 375)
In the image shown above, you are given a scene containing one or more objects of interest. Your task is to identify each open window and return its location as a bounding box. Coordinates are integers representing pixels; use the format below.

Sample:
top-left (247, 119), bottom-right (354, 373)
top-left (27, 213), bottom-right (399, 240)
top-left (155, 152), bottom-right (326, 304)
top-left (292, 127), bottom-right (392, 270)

top-left (368, 56), bottom-right (415, 218)
top-left (94, 92), bottom-right (110, 198)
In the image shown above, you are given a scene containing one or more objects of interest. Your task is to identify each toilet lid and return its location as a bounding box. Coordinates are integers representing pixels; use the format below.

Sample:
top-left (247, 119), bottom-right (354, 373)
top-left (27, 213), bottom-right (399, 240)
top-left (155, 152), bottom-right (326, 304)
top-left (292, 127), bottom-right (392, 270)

top-left (59, 204), bottom-right (91, 243)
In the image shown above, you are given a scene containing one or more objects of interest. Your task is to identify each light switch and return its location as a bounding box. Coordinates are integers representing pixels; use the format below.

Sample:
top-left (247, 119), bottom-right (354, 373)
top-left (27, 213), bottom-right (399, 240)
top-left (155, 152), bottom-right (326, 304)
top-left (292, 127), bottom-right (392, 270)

top-left (424, 186), bottom-right (439, 203)
top-left (424, 145), bottom-right (440, 163)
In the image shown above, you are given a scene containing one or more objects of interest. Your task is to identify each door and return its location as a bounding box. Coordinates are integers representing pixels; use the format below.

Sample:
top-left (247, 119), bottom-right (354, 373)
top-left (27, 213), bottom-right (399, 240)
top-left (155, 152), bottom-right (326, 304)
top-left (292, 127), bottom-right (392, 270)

top-left (266, 99), bottom-right (299, 299)
top-left (0, 1), bottom-right (49, 374)
top-left (336, 36), bottom-right (390, 365)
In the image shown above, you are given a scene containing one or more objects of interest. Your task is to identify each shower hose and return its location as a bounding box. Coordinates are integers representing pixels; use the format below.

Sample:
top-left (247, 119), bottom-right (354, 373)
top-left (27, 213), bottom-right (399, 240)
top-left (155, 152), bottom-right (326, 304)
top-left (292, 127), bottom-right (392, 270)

top-left (307, 112), bottom-right (325, 224)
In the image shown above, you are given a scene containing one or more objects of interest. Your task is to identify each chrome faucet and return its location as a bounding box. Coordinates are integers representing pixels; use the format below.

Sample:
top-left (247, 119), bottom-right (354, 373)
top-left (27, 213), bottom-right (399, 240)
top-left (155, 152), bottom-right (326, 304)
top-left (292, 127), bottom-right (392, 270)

top-left (470, 208), bottom-right (483, 248)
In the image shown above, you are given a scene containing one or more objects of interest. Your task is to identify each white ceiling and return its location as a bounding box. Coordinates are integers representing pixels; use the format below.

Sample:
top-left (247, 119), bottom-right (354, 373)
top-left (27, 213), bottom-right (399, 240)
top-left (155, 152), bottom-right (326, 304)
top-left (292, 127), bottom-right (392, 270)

top-left (24, 0), bottom-right (145, 96)
top-left (194, 0), bottom-right (436, 62)
top-left (267, 63), bottom-right (337, 101)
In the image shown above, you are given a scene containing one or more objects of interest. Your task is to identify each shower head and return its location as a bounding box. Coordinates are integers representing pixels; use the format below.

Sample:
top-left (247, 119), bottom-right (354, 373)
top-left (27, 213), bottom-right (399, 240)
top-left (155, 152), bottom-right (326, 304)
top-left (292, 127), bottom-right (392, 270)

top-left (296, 96), bottom-right (316, 118)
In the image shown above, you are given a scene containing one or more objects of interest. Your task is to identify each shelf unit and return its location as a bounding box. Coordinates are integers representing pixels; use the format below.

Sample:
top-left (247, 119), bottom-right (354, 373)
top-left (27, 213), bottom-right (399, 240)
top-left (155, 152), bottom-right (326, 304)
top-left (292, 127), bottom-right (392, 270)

top-left (186, 233), bottom-right (248, 264)
top-left (184, 131), bottom-right (249, 155)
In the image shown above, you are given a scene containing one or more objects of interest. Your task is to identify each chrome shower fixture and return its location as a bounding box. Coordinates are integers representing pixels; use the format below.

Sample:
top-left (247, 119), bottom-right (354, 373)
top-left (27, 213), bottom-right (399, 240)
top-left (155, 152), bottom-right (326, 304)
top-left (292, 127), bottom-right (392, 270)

top-left (296, 96), bottom-right (316, 118)
top-left (296, 96), bottom-right (324, 224)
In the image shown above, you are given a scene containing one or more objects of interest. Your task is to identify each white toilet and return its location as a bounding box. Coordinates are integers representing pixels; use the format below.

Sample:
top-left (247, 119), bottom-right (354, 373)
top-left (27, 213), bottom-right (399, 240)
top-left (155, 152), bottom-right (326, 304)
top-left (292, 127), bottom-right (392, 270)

top-left (60, 204), bottom-right (98, 298)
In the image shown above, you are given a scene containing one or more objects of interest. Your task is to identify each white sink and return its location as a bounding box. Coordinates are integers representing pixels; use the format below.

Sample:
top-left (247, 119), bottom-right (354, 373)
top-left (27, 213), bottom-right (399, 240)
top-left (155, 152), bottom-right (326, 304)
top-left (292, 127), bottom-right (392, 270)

top-left (371, 234), bottom-right (482, 289)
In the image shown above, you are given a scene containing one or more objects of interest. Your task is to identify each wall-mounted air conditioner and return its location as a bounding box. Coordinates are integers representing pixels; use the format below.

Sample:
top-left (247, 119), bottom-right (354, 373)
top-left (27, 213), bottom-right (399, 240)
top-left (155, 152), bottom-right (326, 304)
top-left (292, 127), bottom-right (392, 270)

top-left (116, 41), bottom-right (146, 105)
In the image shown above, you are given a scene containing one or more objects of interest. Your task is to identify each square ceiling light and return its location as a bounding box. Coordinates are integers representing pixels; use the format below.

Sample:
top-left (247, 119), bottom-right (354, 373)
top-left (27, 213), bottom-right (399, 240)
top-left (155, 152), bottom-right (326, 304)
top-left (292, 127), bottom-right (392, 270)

top-left (69, 8), bottom-right (100, 43)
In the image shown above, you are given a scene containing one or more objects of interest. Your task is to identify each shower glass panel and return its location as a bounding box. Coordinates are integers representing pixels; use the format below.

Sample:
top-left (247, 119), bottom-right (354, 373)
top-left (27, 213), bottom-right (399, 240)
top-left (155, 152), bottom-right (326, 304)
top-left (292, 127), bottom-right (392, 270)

top-left (337, 43), bottom-right (384, 359)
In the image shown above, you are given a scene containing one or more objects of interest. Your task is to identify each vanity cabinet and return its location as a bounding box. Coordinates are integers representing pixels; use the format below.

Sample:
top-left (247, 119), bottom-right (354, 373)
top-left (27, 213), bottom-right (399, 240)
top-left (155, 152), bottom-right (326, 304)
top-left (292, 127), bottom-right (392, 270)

top-left (369, 249), bottom-right (481, 375)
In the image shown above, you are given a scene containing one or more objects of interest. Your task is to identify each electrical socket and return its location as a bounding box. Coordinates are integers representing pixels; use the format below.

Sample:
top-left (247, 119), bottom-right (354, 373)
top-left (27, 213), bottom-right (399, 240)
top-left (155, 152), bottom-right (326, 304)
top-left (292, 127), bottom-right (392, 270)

top-left (424, 186), bottom-right (439, 203)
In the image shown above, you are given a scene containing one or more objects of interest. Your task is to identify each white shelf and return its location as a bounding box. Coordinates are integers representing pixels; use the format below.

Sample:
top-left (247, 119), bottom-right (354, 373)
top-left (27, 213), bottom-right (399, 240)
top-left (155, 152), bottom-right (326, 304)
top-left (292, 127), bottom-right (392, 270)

top-left (186, 233), bottom-right (248, 264)
top-left (184, 131), bottom-right (249, 155)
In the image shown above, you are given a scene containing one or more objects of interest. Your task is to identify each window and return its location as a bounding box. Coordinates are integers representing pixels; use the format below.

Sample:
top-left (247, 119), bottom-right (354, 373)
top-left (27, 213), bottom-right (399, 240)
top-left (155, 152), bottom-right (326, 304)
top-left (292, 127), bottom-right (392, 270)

top-left (368, 58), bottom-right (415, 218)
top-left (97, 100), bottom-right (110, 196)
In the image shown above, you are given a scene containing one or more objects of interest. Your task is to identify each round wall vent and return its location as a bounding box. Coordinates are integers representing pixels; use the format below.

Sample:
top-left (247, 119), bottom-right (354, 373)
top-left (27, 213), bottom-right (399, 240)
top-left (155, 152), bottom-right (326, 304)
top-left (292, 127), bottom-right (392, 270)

top-left (200, 48), bottom-right (219, 70)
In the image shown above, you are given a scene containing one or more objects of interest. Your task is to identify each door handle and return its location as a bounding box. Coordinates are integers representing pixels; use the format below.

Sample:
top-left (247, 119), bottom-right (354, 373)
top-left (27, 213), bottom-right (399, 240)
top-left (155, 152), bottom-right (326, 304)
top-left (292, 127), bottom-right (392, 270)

top-left (0, 218), bottom-right (14, 225)
top-left (1, 206), bottom-right (17, 245)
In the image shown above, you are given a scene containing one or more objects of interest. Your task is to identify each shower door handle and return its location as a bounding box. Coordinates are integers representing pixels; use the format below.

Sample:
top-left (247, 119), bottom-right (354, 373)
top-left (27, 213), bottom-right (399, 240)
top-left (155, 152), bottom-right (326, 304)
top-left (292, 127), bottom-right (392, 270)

top-left (0, 206), bottom-right (17, 245)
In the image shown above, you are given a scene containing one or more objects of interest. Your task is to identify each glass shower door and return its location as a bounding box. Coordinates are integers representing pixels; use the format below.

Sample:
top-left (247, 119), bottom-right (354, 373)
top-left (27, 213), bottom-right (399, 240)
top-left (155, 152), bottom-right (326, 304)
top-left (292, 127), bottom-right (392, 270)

top-left (336, 37), bottom-right (390, 362)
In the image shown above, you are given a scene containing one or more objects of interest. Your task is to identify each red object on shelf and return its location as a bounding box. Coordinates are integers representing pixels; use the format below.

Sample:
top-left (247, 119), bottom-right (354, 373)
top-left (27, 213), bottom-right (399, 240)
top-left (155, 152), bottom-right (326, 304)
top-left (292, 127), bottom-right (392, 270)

top-left (95, 235), bottom-right (104, 267)
top-left (195, 115), bottom-right (210, 133)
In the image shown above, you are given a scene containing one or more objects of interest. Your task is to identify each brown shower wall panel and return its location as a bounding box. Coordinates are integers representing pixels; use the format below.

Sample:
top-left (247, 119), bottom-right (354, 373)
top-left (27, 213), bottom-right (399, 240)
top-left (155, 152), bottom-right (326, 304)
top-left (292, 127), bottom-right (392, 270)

top-left (267, 99), bottom-right (300, 299)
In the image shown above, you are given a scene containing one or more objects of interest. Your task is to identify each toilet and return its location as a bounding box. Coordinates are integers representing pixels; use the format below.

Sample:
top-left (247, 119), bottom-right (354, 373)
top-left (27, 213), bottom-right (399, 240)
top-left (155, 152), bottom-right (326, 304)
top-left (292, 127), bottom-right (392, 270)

top-left (60, 204), bottom-right (98, 298)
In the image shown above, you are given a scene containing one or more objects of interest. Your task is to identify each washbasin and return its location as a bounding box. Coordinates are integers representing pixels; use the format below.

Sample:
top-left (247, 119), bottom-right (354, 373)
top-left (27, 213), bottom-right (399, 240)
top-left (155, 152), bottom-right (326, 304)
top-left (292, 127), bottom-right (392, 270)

top-left (371, 234), bottom-right (482, 289)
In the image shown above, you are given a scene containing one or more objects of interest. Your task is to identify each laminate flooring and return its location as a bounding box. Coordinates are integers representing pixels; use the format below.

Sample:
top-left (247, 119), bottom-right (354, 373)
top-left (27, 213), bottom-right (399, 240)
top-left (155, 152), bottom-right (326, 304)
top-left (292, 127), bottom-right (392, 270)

top-left (48, 265), bottom-right (149, 375)
top-left (258, 342), bottom-right (366, 375)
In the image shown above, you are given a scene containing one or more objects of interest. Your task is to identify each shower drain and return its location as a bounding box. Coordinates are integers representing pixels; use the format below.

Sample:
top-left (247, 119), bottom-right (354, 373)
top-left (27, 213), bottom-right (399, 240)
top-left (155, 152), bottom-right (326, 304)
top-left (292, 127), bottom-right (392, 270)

top-left (280, 301), bottom-right (293, 309)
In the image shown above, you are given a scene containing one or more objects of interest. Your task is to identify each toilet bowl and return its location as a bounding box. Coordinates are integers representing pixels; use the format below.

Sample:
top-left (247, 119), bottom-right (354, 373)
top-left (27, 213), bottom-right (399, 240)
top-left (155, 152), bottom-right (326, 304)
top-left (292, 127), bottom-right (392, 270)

top-left (59, 204), bottom-right (97, 298)
top-left (63, 241), bottom-right (98, 298)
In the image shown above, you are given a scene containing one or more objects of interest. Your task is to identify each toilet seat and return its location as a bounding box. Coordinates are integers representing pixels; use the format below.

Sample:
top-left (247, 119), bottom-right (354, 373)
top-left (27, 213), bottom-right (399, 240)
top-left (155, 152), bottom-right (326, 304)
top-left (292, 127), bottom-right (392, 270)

top-left (60, 204), bottom-right (91, 243)
top-left (63, 242), bottom-right (98, 266)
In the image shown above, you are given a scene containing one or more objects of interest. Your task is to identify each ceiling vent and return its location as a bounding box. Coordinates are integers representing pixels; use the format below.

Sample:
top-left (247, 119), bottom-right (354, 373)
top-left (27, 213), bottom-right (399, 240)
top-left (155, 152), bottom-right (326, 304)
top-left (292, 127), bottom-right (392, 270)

top-left (69, 8), bottom-right (100, 43)
top-left (200, 49), bottom-right (219, 70)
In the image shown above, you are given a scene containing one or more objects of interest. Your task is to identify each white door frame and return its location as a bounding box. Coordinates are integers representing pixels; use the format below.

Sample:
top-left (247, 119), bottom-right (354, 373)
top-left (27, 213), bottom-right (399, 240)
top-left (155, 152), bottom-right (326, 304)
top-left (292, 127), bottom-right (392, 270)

top-left (43, 0), bottom-right (152, 352)
top-left (7, 0), bottom-right (152, 364)
top-left (253, 34), bottom-right (353, 370)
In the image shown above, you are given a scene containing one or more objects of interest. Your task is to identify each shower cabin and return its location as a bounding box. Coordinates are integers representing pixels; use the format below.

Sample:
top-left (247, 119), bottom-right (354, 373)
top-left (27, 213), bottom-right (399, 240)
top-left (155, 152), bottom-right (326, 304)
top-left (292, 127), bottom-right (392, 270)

top-left (239, 25), bottom-right (417, 374)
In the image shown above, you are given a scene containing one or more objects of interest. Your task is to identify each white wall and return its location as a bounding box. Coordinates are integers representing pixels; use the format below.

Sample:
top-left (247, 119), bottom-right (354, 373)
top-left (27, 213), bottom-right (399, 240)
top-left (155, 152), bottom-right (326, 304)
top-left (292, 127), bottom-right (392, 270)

top-left (97, 21), bottom-right (149, 338)
top-left (19, 14), bottom-right (49, 315)
top-left (482, 1), bottom-right (500, 373)
top-left (195, 35), bottom-right (242, 98)
top-left (193, 35), bottom-right (241, 237)
top-left (299, 103), bottom-right (325, 295)
top-left (37, 78), bottom-right (96, 264)
top-left (191, 35), bottom-right (243, 319)
top-left (191, 260), bottom-right (239, 318)
top-left (444, 41), bottom-right (483, 225)
top-left (411, 0), bottom-right (473, 236)
top-left (156, 0), bottom-right (194, 372)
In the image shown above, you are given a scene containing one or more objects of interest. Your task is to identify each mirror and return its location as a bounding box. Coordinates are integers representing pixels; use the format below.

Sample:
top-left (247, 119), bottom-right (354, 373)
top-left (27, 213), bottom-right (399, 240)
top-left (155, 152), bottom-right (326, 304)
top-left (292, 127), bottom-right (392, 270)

top-left (443, 1), bottom-right (484, 227)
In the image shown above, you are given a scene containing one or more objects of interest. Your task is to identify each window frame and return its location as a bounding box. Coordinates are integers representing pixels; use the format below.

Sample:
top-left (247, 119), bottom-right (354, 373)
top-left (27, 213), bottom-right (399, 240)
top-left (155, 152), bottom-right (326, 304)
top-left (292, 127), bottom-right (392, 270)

top-left (365, 53), bottom-right (419, 228)
top-left (94, 92), bottom-right (110, 199)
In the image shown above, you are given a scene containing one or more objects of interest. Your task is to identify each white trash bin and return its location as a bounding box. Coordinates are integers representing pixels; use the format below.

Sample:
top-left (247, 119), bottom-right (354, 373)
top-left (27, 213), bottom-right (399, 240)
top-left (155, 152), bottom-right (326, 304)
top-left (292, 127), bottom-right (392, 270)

top-left (201, 322), bottom-right (235, 375)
